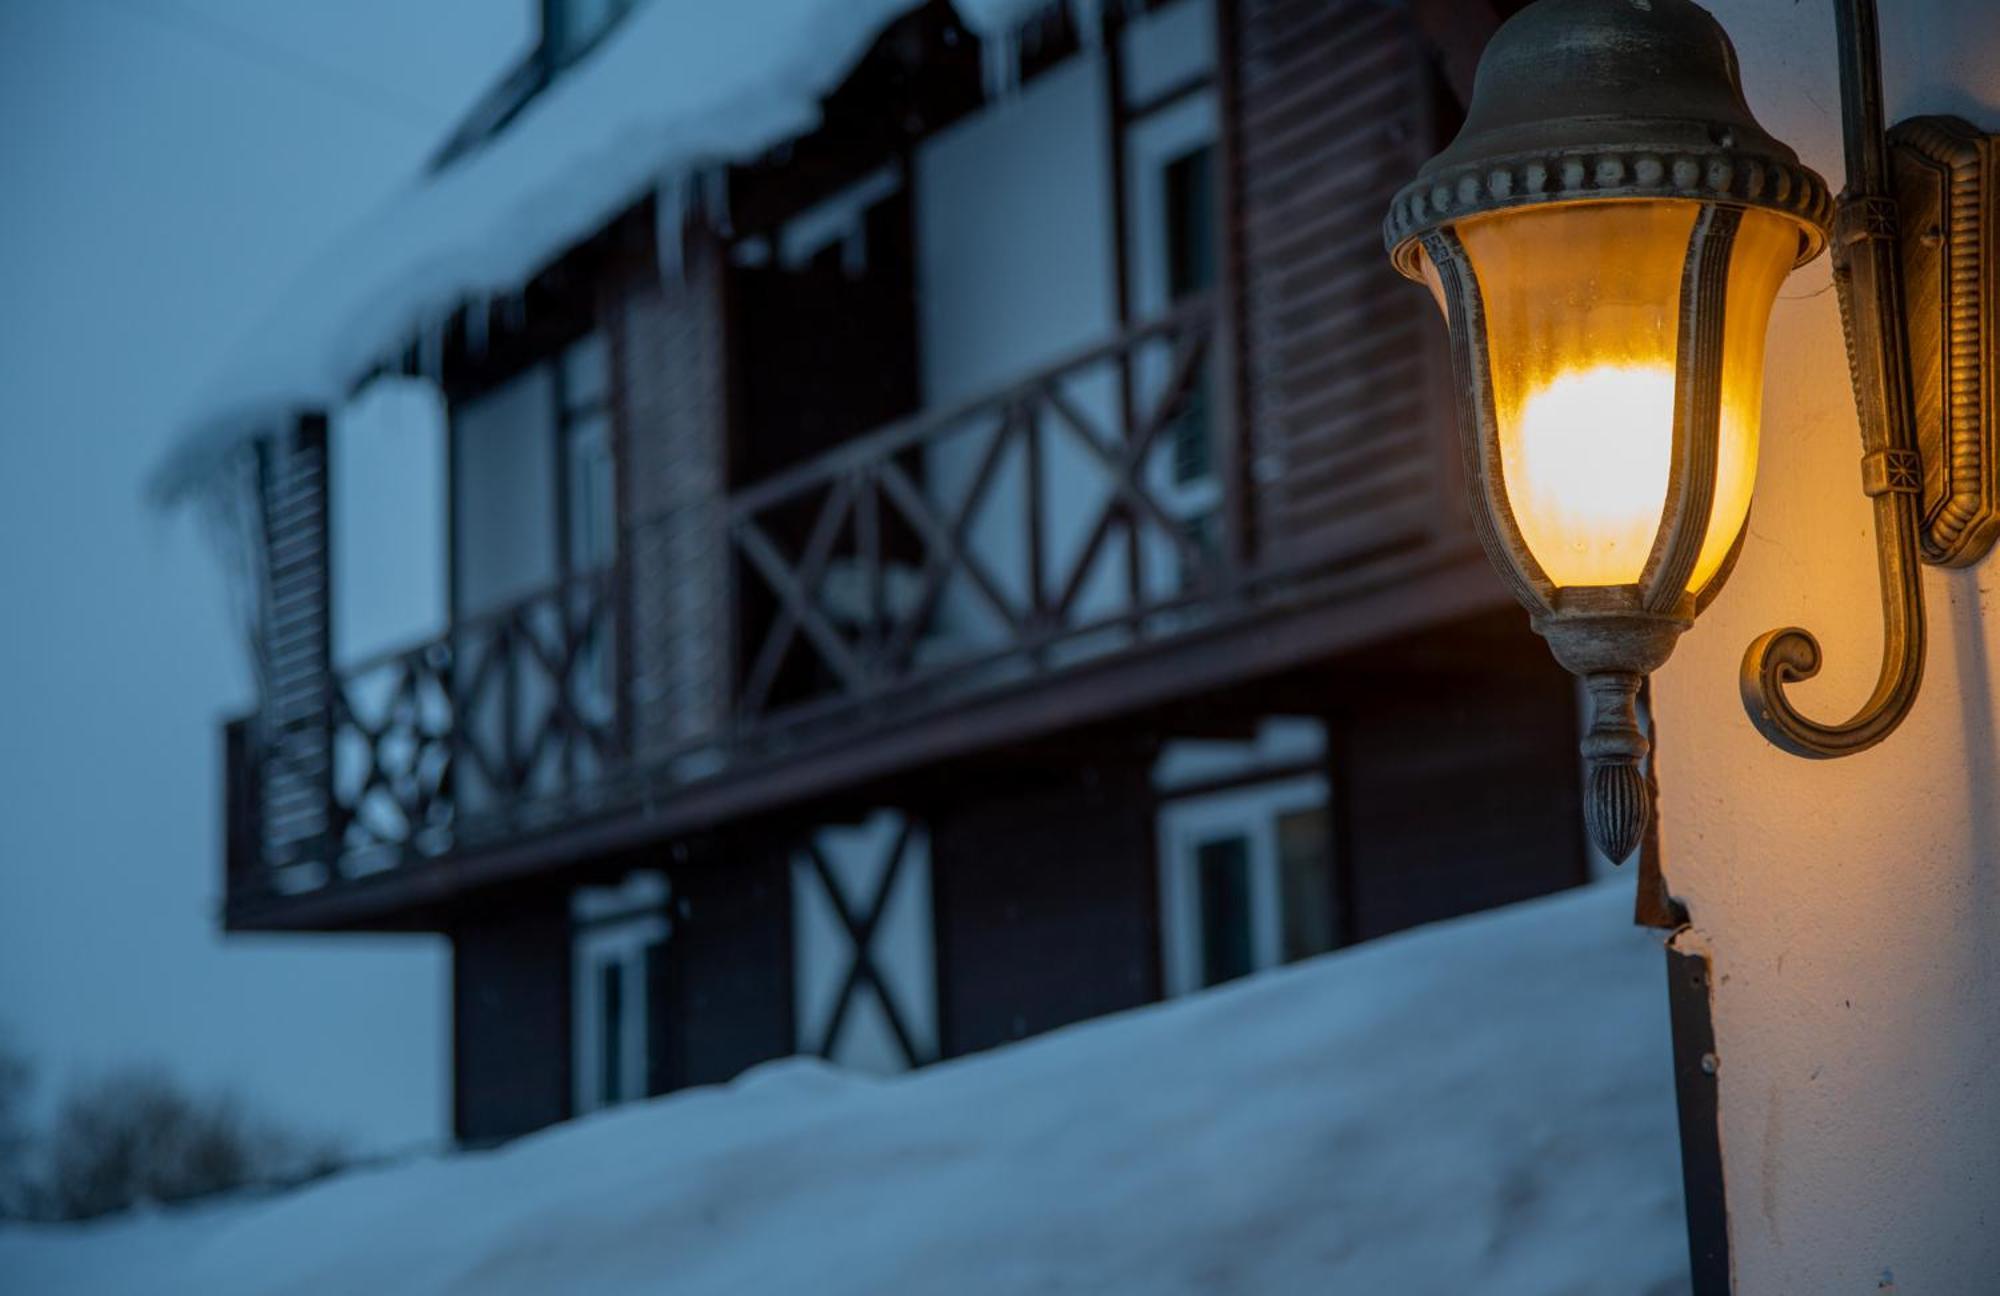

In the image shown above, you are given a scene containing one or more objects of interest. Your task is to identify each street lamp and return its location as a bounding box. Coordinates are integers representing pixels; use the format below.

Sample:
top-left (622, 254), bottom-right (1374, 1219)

top-left (1384, 0), bottom-right (1997, 863)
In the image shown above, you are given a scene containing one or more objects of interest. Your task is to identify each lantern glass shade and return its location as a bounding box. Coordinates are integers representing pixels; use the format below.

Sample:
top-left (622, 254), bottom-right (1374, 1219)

top-left (1417, 200), bottom-right (1802, 593)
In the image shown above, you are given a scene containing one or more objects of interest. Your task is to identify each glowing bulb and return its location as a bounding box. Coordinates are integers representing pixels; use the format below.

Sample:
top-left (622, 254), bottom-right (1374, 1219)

top-left (1434, 200), bottom-right (1793, 597)
top-left (1504, 364), bottom-right (1675, 587)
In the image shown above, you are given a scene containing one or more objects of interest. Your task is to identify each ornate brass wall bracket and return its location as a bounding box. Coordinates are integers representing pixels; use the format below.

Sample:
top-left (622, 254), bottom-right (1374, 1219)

top-left (1740, 1), bottom-right (1998, 759)
top-left (1893, 117), bottom-right (1999, 566)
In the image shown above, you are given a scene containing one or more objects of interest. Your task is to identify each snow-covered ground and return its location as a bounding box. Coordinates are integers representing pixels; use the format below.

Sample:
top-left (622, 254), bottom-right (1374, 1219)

top-left (0, 882), bottom-right (1689, 1295)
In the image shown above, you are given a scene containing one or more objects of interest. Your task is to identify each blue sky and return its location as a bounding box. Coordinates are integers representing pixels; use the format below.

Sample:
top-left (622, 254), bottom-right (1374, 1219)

top-left (0, 0), bottom-right (531, 1151)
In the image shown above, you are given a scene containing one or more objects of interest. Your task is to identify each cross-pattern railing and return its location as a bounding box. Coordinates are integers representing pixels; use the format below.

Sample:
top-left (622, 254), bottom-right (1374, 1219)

top-left (331, 568), bottom-right (624, 866)
top-left (726, 295), bottom-right (1227, 740)
top-left (241, 566), bottom-right (625, 888)
top-left (228, 298), bottom-right (1231, 892)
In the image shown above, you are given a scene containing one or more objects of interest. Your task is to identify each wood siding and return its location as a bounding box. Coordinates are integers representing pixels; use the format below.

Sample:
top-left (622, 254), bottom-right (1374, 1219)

top-left (1226, 0), bottom-right (1458, 573)
top-left (452, 895), bottom-right (572, 1144)
top-left (1330, 650), bottom-right (1588, 943)
top-left (655, 840), bottom-right (796, 1089)
top-left (929, 758), bottom-right (1160, 1057)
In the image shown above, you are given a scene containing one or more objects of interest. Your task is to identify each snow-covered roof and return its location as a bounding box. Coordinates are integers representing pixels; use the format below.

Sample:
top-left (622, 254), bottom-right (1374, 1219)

top-left (0, 882), bottom-right (1690, 1293)
top-left (150, 0), bottom-right (1133, 505)
top-left (153, 0), bottom-right (923, 502)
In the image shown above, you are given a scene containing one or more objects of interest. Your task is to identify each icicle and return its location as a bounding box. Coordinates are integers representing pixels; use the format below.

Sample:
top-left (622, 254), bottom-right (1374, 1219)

top-left (654, 167), bottom-right (689, 289)
top-left (195, 442), bottom-right (273, 706)
top-left (417, 312), bottom-right (444, 383)
top-left (980, 24), bottom-right (1020, 103)
top-left (698, 163), bottom-right (731, 239)
top-left (1068, 0), bottom-right (1105, 48)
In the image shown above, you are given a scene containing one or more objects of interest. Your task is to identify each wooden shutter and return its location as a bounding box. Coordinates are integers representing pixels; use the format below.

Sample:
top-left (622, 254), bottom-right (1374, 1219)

top-left (1227, 0), bottom-right (1458, 573)
top-left (254, 412), bottom-right (335, 870)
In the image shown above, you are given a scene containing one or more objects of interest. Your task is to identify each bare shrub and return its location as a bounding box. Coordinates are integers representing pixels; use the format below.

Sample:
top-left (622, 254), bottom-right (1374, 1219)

top-left (33, 1065), bottom-right (343, 1221)
top-left (0, 1037), bottom-right (30, 1217)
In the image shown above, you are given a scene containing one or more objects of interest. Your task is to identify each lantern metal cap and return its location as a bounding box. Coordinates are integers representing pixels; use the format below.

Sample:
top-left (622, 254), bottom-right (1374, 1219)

top-left (1385, 0), bottom-right (1834, 277)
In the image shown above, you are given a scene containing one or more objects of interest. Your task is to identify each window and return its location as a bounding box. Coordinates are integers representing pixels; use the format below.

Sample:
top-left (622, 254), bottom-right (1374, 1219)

top-left (596, 960), bottom-right (625, 1110)
top-left (1164, 146), bottom-right (1216, 302)
top-left (560, 334), bottom-right (615, 575)
top-left (1123, 81), bottom-right (1222, 560)
top-left (1277, 806), bottom-right (1335, 962)
top-left (1157, 773), bottom-right (1336, 996)
top-left (450, 331), bottom-right (616, 619)
top-left (453, 366), bottom-right (558, 618)
top-left (449, 332), bottom-right (619, 808)
top-left (572, 873), bottom-right (667, 1115)
top-left (1196, 834), bottom-right (1255, 987)
top-left (1162, 145), bottom-right (1217, 488)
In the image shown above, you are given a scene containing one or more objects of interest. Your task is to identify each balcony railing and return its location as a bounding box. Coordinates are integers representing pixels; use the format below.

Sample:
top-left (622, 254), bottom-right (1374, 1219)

top-left (230, 297), bottom-right (1240, 896)
top-left (724, 295), bottom-right (1228, 744)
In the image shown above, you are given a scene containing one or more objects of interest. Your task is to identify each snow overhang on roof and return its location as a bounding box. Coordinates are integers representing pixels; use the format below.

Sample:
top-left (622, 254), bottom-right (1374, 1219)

top-left (151, 0), bottom-right (918, 504)
top-left (151, 0), bottom-right (1134, 506)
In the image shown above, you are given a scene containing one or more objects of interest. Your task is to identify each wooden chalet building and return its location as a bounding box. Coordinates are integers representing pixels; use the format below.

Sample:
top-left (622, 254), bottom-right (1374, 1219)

top-left (197, 0), bottom-right (1573, 1144)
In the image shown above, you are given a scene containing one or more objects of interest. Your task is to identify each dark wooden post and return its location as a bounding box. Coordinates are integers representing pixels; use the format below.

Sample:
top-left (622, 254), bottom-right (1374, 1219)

top-left (1211, 0), bottom-right (1252, 580)
top-left (1667, 934), bottom-right (1732, 1294)
top-left (222, 716), bottom-right (263, 909)
top-left (1098, 3), bottom-right (1147, 608)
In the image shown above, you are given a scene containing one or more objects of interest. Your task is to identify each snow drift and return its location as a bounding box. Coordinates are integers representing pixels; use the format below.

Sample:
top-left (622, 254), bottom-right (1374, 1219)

top-left (0, 881), bottom-right (1689, 1294)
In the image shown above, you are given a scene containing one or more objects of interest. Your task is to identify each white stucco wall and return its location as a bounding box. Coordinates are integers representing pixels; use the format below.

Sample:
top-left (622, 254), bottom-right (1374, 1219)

top-left (792, 811), bottom-right (938, 1074)
top-left (1649, 3), bottom-right (2000, 1290)
top-left (331, 377), bottom-right (447, 668)
top-left (912, 0), bottom-right (1216, 651)
top-left (915, 49), bottom-right (1121, 645)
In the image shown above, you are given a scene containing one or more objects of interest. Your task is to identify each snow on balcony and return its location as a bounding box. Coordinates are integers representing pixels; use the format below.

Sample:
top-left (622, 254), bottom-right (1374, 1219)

top-left (0, 881), bottom-right (1689, 1294)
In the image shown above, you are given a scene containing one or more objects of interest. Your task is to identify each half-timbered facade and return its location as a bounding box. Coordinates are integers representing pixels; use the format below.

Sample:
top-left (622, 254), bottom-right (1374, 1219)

top-left (198, 0), bottom-right (1571, 1143)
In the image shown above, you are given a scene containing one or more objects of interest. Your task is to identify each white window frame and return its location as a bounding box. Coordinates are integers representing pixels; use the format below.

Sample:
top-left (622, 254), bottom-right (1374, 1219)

top-left (1124, 90), bottom-right (1222, 531)
top-left (572, 873), bottom-right (668, 1115)
top-left (776, 164), bottom-right (903, 275)
top-left (1157, 773), bottom-right (1329, 997)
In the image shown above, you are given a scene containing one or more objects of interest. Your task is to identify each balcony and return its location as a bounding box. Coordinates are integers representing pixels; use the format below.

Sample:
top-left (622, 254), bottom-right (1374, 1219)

top-left (224, 297), bottom-right (1496, 928)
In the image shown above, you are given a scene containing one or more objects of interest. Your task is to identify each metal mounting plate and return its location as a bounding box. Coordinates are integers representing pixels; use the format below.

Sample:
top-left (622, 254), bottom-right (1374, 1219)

top-left (1890, 115), bottom-right (1999, 566)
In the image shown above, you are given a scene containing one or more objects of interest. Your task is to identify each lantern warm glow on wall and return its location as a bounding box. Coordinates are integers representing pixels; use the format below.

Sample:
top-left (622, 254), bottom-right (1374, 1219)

top-left (1385, 0), bottom-right (1999, 862)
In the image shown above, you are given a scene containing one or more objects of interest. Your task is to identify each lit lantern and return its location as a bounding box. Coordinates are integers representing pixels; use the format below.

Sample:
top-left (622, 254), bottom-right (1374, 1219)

top-left (1384, 0), bottom-right (1833, 862)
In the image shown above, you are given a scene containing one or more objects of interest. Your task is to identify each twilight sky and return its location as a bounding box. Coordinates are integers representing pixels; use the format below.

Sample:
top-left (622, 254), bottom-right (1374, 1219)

top-left (0, 0), bottom-right (531, 1151)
